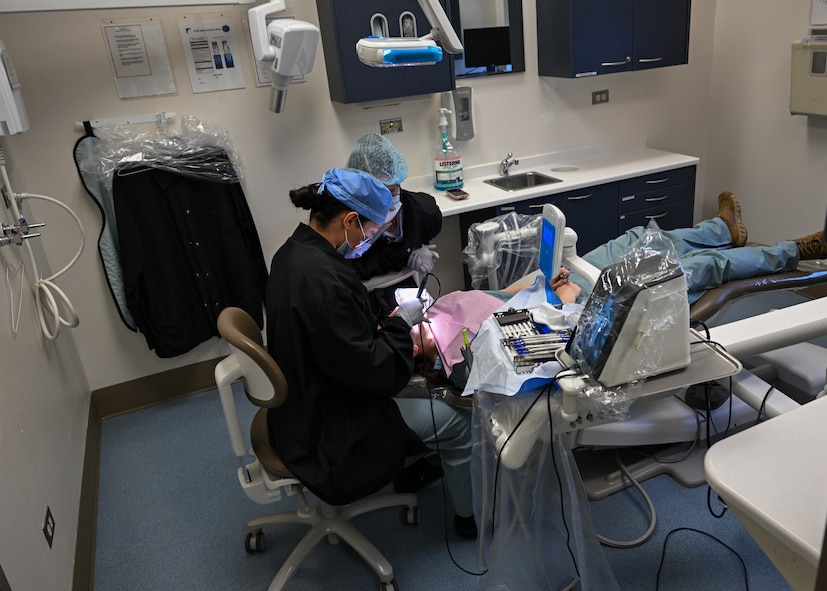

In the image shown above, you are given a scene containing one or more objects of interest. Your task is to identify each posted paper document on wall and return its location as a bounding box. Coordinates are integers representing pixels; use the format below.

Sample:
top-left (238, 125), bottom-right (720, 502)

top-left (102, 19), bottom-right (177, 99)
top-left (178, 14), bottom-right (245, 93)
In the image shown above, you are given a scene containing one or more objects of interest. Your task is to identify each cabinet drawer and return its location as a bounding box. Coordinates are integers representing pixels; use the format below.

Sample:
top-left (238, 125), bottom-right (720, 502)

top-left (618, 199), bottom-right (694, 233)
top-left (618, 165), bottom-right (696, 196)
top-left (619, 182), bottom-right (694, 215)
top-left (560, 183), bottom-right (619, 254)
top-left (498, 195), bottom-right (562, 216)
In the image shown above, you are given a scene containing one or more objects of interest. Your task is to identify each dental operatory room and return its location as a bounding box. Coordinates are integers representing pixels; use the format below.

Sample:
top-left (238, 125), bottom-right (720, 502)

top-left (5, 0), bottom-right (827, 590)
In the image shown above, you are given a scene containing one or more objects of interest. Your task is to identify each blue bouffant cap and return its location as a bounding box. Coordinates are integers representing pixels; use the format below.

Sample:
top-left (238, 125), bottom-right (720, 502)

top-left (318, 168), bottom-right (392, 225)
top-left (346, 133), bottom-right (409, 186)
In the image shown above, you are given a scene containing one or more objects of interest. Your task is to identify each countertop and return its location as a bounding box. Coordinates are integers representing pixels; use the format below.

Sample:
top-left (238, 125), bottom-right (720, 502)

top-left (403, 137), bottom-right (700, 217)
top-left (704, 395), bottom-right (827, 590)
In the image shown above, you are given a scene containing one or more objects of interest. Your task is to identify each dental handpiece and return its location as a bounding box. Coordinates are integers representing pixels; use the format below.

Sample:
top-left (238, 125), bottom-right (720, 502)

top-left (416, 273), bottom-right (430, 299)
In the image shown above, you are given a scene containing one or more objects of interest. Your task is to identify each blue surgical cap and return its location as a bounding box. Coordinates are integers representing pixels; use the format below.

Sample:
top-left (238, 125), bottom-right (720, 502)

top-left (318, 168), bottom-right (392, 225)
top-left (346, 134), bottom-right (409, 186)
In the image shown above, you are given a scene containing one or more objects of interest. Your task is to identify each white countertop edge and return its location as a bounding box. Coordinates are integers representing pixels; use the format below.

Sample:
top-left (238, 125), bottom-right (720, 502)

top-left (403, 138), bottom-right (700, 217)
top-left (703, 395), bottom-right (827, 568)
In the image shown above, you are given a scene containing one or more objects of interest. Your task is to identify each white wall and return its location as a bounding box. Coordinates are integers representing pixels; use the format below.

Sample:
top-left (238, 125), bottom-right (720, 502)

top-left (0, 1), bottom-right (730, 588)
top-left (706, 0), bottom-right (827, 243)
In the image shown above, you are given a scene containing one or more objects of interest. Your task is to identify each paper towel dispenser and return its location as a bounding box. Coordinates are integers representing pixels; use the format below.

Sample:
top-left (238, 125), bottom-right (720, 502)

top-left (791, 37), bottom-right (827, 116)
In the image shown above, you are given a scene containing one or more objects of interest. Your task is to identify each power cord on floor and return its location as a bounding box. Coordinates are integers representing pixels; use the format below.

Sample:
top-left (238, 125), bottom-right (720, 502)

top-left (655, 527), bottom-right (749, 591)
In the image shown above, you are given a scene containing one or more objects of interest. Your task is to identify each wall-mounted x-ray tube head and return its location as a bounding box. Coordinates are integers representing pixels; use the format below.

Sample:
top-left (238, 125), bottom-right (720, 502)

top-left (248, 1), bottom-right (320, 113)
top-left (356, 0), bottom-right (463, 68)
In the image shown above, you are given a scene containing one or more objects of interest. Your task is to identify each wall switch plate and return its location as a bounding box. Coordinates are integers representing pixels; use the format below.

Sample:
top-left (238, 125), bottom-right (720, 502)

top-left (379, 118), bottom-right (403, 134)
top-left (592, 90), bottom-right (610, 105)
top-left (42, 506), bottom-right (55, 548)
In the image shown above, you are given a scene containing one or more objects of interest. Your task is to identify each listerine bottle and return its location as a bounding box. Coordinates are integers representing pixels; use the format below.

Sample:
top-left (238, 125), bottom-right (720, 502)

top-left (434, 108), bottom-right (463, 190)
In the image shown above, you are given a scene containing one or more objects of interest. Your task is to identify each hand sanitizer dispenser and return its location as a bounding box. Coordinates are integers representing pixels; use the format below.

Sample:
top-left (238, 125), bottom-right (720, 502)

top-left (441, 86), bottom-right (474, 141)
top-left (791, 37), bottom-right (827, 116)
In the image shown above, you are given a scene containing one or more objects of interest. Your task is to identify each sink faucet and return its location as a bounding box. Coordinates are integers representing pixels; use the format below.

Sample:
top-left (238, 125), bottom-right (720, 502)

top-left (501, 152), bottom-right (519, 176)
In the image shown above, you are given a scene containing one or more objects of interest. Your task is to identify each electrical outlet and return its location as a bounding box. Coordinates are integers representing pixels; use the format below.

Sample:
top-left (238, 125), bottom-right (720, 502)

top-left (591, 90), bottom-right (610, 105)
top-left (379, 118), bottom-right (403, 134)
top-left (42, 506), bottom-right (55, 548)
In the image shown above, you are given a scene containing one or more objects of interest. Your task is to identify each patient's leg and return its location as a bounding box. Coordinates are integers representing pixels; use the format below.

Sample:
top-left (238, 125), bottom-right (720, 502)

top-left (582, 217), bottom-right (732, 271)
top-left (680, 241), bottom-right (799, 304)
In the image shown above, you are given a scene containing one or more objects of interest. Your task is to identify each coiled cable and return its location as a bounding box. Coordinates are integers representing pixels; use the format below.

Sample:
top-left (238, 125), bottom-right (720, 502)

top-left (0, 148), bottom-right (84, 340)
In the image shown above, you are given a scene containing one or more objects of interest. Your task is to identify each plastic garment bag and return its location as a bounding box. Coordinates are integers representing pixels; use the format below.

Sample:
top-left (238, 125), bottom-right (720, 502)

top-left (73, 116), bottom-right (267, 357)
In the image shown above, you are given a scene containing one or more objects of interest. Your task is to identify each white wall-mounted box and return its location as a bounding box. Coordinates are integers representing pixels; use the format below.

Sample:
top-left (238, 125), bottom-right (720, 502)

top-left (790, 37), bottom-right (827, 116)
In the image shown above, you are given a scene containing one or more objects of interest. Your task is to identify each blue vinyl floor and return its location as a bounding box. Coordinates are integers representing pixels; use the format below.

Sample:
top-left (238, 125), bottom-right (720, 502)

top-left (94, 291), bottom-right (819, 590)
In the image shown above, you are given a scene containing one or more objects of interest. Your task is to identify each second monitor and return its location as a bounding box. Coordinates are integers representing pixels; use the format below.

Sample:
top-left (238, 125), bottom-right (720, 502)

top-left (462, 26), bottom-right (511, 72)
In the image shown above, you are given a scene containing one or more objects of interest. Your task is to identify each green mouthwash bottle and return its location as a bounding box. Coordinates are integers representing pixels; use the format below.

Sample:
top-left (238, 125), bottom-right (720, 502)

top-left (434, 108), bottom-right (463, 190)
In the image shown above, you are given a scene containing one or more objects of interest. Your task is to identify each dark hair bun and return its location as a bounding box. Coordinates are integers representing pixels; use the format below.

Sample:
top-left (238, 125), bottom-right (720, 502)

top-left (289, 184), bottom-right (321, 210)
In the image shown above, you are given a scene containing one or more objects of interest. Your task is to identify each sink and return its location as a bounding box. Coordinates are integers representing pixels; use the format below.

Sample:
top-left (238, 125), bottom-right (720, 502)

top-left (484, 171), bottom-right (563, 191)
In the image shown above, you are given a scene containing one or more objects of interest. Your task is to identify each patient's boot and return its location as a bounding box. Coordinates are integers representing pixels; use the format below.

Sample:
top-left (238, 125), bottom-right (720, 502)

top-left (717, 191), bottom-right (748, 247)
top-left (794, 230), bottom-right (827, 260)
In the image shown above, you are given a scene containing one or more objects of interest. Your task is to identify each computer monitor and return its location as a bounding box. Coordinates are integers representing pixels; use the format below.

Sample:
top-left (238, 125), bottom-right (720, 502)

top-left (566, 252), bottom-right (691, 387)
top-left (462, 26), bottom-right (511, 70)
top-left (539, 204), bottom-right (564, 303)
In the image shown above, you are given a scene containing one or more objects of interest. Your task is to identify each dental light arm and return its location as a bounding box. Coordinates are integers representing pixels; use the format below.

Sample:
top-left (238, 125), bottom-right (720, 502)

top-left (248, 1), bottom-right (320, 113)
top-left (356, 0), bottom-right (463, 67)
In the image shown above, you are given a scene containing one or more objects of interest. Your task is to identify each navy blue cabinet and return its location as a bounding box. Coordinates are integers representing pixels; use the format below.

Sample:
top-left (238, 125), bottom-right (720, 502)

top-left (618, 165), bottom-right (696, 233)
top-left (537, 0), bottom-right (690, 78)
top-left (458, 165), bottom-right (696, 288)
top-left (315, 0), bottom-right (455, 104)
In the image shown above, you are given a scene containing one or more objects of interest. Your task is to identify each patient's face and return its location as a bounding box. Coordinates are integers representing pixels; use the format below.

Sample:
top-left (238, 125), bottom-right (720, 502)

top-left (410, 323), bottom-right (439, 364)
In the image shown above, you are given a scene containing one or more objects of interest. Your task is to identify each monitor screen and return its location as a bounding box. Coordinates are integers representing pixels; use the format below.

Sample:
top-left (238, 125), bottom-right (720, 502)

top-left (462, 26), bottom-right (511, 69)
top-left (566, 253), bottom-right (686, 386)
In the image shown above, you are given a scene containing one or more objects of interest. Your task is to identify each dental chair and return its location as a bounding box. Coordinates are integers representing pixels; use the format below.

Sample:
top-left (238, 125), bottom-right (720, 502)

top-left (214, 307), bottom-right (418, 591)
top-left (463, 209), bottom-right (827, 499)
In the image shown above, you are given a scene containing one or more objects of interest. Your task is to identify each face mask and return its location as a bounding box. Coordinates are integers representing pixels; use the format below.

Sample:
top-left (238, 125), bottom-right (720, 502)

top-left (336, 217), bottom-right (374, 259)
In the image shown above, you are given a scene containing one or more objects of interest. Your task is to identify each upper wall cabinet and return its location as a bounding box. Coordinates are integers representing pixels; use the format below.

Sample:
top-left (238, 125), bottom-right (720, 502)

top-left (315, 0), bottom-right (455, 104)
top-left (536, 0), bottom-right (691, 78)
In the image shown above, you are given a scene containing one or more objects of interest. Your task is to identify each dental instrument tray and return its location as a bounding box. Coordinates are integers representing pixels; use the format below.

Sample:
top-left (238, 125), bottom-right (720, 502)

top-left (495, 308), bottom-right (572, 373)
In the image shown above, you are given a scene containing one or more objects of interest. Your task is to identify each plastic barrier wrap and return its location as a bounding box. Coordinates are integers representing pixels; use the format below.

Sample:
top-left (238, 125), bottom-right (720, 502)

top-left (566, 221), bottom-right (690, 391)
top-left (463, 211), bottom-right (542, 289)
top-left (472, 388), bottom-right (620, 591)
top-left (78, 115), bottom-right (245, 186)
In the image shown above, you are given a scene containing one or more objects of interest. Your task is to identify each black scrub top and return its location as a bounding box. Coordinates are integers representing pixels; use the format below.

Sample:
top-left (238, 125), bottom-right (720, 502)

top-left (265, 223), bottom-right (418, 505)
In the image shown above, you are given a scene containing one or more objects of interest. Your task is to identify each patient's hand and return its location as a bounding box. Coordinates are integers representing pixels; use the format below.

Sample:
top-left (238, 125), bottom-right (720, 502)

top-left (554, 282), bottom-right (581, 303)
top-left (550, 268), bottom-right (580, 303)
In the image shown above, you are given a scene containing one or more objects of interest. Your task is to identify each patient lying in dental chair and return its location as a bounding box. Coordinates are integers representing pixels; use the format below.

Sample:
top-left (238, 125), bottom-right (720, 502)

top-left (414, 192), bottom-right (826, 395)
top-left (574, 192), bottom-right (826, 305)
top-left (470, 192), bottom-right (826, 307)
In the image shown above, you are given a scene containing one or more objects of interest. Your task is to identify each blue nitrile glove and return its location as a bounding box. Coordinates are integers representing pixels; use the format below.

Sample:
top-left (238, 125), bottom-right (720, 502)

top-left (407, 244), bottom-right (440, 274)
top-left (396, 298), bottom-right (426, 328)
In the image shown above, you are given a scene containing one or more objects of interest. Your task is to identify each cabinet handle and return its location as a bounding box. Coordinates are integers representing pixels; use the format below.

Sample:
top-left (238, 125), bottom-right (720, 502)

top-left (528, 204), bottom-right (547, 209)
top-left (645, 177), bottom-right (670, 184)
top-left (566, 193), bottom-right (593, 201)
top-left (601, 57), bottom-right (631, 67)
top-left (645, 194), bottom-right (669, 202)
top-left (645, 212), bottom-right (668, 220)
top-left (638, 57), bottom-right (663, 63)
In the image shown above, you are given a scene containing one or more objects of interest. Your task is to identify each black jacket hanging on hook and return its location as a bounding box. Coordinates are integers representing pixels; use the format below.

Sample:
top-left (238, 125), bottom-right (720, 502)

top-left (111, 154), bottom-right (267, 357)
